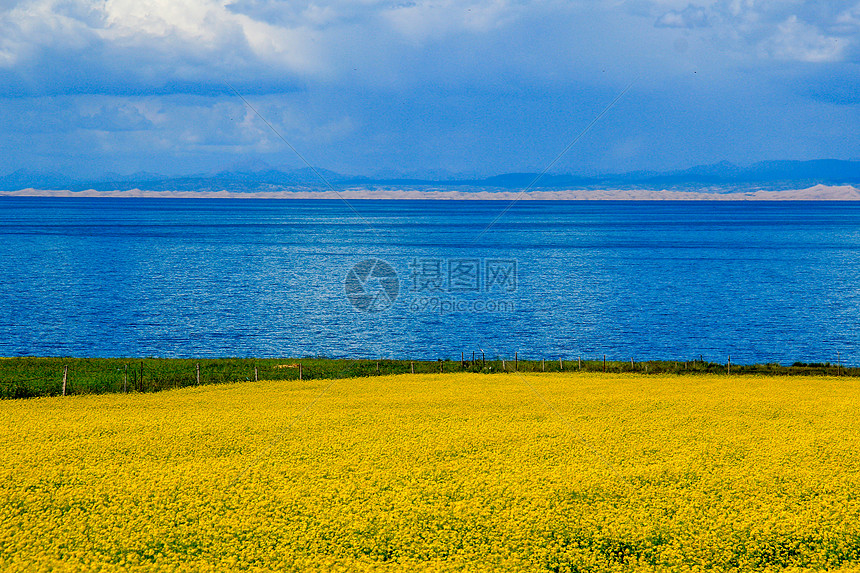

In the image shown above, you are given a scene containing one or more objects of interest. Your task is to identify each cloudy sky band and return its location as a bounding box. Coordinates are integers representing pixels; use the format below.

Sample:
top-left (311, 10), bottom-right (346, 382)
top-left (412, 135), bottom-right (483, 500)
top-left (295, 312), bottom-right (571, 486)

top-left (1, 0), bottom-right (858, 178)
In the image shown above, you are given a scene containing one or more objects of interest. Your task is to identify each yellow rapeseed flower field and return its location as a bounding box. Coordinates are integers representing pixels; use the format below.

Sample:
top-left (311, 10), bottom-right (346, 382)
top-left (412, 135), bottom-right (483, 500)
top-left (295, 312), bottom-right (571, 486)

top-left (1, 372), bottom-right (859, 572)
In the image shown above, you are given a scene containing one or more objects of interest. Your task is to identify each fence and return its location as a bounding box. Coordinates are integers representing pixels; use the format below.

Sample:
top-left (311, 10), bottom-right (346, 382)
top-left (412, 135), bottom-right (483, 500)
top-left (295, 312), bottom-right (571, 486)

top-left (0, 356), bottom-right (854, 399)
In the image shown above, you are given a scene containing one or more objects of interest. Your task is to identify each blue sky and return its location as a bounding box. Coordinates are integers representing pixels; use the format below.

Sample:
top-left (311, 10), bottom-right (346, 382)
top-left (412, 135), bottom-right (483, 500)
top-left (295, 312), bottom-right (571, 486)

top-left (1, 0), bottom-right (858, 178)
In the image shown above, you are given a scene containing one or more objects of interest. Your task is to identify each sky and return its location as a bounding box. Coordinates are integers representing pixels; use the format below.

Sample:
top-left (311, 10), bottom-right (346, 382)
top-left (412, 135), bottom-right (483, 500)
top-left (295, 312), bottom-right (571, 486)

top-left (0, 0), bottom-right (858, 179)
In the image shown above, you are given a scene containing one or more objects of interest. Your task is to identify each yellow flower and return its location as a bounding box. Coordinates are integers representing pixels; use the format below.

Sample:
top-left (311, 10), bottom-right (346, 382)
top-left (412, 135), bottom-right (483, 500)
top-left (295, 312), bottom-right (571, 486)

top-left (0, 373), bottom-right (858, 571)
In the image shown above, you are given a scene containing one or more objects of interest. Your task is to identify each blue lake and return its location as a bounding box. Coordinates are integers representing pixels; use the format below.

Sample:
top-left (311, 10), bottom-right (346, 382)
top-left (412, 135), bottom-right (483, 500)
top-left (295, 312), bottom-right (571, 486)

top-left (1, 197), bottom-right (859, 364)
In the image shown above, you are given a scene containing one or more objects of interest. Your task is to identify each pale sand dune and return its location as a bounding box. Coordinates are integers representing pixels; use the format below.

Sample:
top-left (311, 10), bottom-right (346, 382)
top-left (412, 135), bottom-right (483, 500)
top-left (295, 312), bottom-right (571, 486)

top-left (3, 184), bottom-right (860, 200)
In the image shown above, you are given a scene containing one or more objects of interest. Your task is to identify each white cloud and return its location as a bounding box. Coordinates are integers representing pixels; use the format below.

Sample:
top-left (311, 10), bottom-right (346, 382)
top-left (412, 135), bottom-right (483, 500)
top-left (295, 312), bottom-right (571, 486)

top-left (97, 0), bottom-right (324, 73)
top-left (834, 2), bottom-right (860, 33)
top-left (100, 0), bottom-right (216, 41)
top-left (0, 0), bottom-right (333, 84)
top-left (77, 101), bottom-right (153, 131)
top-left (0, 0), bottom-right (854, 101)
top-left (0, 0), bottom-right (96, 69)
top-left (383, 0), bottom-right (521, 43)
top-left (655, 4), bottom-right (710, 28)
top-left (651, 0), bottom-right (860, 63)
top-left (0, 0), bottom-right (536, 87)
top-left (761, 15), bottom-right (845, 63)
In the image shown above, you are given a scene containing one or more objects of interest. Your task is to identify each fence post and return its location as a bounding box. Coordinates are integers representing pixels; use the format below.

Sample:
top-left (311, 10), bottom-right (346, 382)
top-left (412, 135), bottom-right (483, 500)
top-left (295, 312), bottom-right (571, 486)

top-left (559, 358), bottom-right (563, 371)
top-left (299, 363), bottom-right (303, 381)
top-left (578, 356), bottom-right (582, 370)
top-left (411, 361), bottom-right (414, 374)
top-left (541, 358), bottom-right (545, 372)
top-left (62, 365), bottom-right (68, 396)
top-left (196, 362), bottom-right (200, 386)
top-left (255, 366), bottom-right (258, 382)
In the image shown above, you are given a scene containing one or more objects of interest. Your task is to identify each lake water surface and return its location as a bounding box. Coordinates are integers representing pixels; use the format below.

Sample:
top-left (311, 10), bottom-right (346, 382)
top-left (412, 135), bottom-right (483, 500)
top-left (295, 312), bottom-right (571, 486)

top-left (1, 197), bottom-right (859, 364)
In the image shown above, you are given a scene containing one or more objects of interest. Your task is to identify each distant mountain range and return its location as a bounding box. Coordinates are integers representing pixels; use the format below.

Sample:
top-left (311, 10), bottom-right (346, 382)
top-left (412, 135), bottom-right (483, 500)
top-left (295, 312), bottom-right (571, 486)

top-left (2, 160), bottom-right (859, 193)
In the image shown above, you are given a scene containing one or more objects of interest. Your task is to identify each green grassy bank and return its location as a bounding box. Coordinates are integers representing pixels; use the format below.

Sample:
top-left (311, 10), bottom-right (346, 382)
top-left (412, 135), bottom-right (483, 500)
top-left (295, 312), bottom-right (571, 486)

top-left (0, 356), bottom-right (856, 399)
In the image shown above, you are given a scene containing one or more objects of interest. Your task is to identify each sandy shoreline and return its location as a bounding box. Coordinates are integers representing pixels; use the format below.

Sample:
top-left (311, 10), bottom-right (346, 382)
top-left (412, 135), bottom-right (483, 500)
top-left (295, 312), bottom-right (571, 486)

top-left (2, 183), bottom-right (860, 200)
